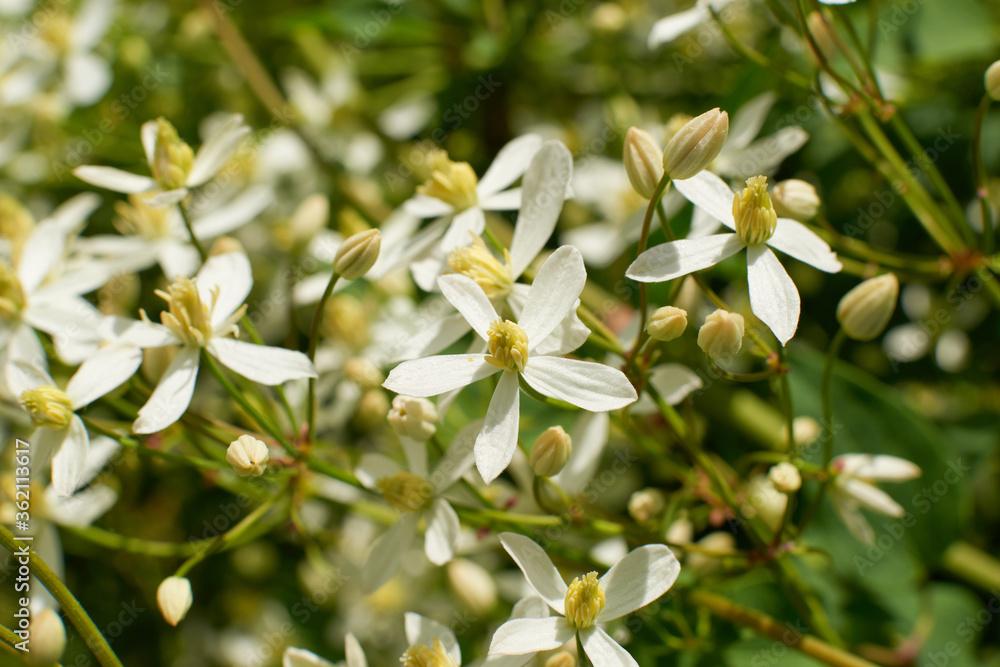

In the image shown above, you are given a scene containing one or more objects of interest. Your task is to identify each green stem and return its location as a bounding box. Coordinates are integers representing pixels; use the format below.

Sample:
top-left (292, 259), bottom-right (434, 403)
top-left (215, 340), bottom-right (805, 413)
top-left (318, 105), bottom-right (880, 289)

top-left (778, 347), bottom-right (795, 453)
top-left (941, 541), bottom-right (1000, 591)
top-left (0, 624), bottom-right (36, 664)
top-left (178, 203), bottom-right (208, 262)
top-left (62, 525), bottom-right (208, 558)
top-left (821, 328), bottom-right (846, 468)
top-left (306, 273), bottom-right (340, 446)
top-left (708, 7), bottom-right (812, 90)
top-left (628, 176), bottom-right (672, 373)
top-left (973, 95), bottom-right (994, 255)
top-left (0, 524), bottom-right (123, 667)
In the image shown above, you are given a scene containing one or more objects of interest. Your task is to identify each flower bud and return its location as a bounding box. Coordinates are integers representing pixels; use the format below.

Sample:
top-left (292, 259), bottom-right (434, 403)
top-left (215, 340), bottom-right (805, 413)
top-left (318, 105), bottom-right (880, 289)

top-left (782, 416), bottom-right (820, 448)
top-left (697, 309), bottom-right (744, 359)
top-left (623, 127), bottom-right (664, 199)
top-left (157, 576), bottom-right (193, 626)
top-left (768, 462), bottom-right (802, 493)
top-left (646, 306), bottom-right (687, 342)
top-left (226, 435), bottom-right (269, 477)
top-left (529, 426), bottom-right (572, 477)
top-left (836, 273), bottom-right (899, 341)
top-left (665, 514), bottom-right (693, 545)
top-left (447, 559), bottom-right (498, 615)
top-left (334, 228), bottom-right (381, 280)
top-left (355, 389), bottom-right (390, 430)
top-left (387, 395), bottom-right (438, 441)
top-left (772, 179), bottom-right (820, 221)
top-left (987, 60), bottom-right (1000, 101)
top-left (806, 11), bottom-right (837, 61)
top-left (628, 488), bottom-right (666, 523)
top-left (742, 475), bottom-right (786, 531)
top-left (687, 531), bottom-right (734, 576)
top-left (545, 652), bottom-right (577, 667)
top-left (345, 357), bottom-right (384, 389)
top-left (662, 108), bottom-right (729, 180)
top-left (30, 608), bottom-right (66, 666)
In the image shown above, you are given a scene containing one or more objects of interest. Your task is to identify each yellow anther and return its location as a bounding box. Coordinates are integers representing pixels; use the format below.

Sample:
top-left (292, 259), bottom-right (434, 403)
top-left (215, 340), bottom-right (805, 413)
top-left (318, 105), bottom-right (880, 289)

top-left (732, 176), bottom-right (777, 246)
top-left (377, 472), bottom-right (433, 512)
top-left (485, 319), bottom-right (529, 372)
top-left (446, 236), bottom-right (513, 298)
top-left (21, 386), bottom-right (74, 429)
top-left (150, 118), bottom-right (194, 190)
top-left (564, 572), bottom-right (605, 629)
top-left (417, 150), bottom-right (479, 212)
top-left (114, 195), bottom-right (174, 239)
top-left (400, 638), bottom-right (459, 667)
top-left (155, 276), bottom-right (217, 347)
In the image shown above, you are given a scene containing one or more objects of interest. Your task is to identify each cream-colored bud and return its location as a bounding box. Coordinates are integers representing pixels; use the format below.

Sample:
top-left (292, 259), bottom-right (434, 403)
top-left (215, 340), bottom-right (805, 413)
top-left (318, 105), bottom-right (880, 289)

top-left (447, 559), bottom-right (498, 615)
top-left (387, 395), bottom-right (438, 441)
top-left (772, 179), bottom-right (820, 221)
top-left (209, 236), bottom-right (244, 257)
top-left (687, 531), bottom-right (735, 575)
top-left (836, 273), bottom-right (899, 341)
top-left (355, 389), bottom-right (390, 429)
top-left (628, 488), bottom-right (666, 523)
top-left (157, 576), bottom-right (193, 626)
top-left (226, 435), bottom-right (269, 477)
top-left (334, 228), bottom-right (381, 279)
top-left (545, 651), bottom-right (577, 667)
top-left (806, 11), bottom-right (837, 61)
top-left (646, 306), bottom-right (688, 342)
top-left (665, 514), bottom-right (693, 545)
top-left (743, 475), bottom-right (786, 531)
top-left (987, 61), bottom-right (1000, 101)
top-left (529, 426), bottom-right (573, 477)
top-left (345, 357), bottom-right (384, 389)
top-left (662, 108), bottom-right (729, 180)
top-left (768, 462), bottom-right (802, 493)
top-left (697, 309), bottom-right (744, 359)
top-left (782, 416), bottom-right (820, 448)
top-left (30, 608), bottom-right (66, 665)
top-left (623, 127), bottom-right (664, 199)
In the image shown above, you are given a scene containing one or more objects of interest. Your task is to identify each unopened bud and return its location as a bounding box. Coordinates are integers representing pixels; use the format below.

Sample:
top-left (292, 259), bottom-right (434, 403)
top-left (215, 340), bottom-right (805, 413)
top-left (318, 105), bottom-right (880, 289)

top-left (355, 389), bottom-right (390, 429)
top-left (545, 652), bottom-right (577, 667)
top-left (628, 488), bottom-right (666, 523)
top-left (226, 435), bottom-right (269, 477)
top-left (665, 514), bottom-right (693, 545)
top-left (30, 609), bottom-right (66, 665)
top-left (646, 306), bottom-right (687, 342)
top-left (768, 462), bottom-right (802, 493)
top-left (623, 127), bottom-right (664, 199)
top-left (987, 61), bottom-right (1000, 101)
top-left (697, 309), bottom-right (744, 359)
top-left (345, 357), bottom-right (384, 389)
top-left (209, 236), bottom-right (244, 257)
top-left (836, 273), bottom-right (899, 341)
top-left (387, 395), bottom-right (438, 441)
top-left (806, 11), bottom-right (837, 61)
top-left (782, 416), bottom-right (820, 448)
top-left (662, 108), bottom-right (729, 180)
top-left (334, 228), bottom-right (381, 280)
top-left (529, 426), bottom-right (572, 477)
top-left (157, 576), bottom-right (193, 626)
top-left (743, 475), bottom-right (786, 531)
top-left (447, 559), bottom-right (498, 615)
top-left (772, 179), bottom-right (820, 221)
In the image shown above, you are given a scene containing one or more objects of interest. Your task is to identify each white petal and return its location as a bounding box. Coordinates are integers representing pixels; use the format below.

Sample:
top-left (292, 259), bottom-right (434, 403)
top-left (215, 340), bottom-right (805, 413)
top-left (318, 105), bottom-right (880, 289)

top-left (64, 52), bottom-right (111, 105)
top-left (405, 612), bottom-right (460, 661)
top-left (510, 595), bottom-right (553, 619)
top-left (345, 634), bottom-right (367, 667)
top-left (598, 544), bottom-right (680, 621)
top-left (627, 234), bottom-right (744, 283)
top-left (7, 325), bottom-right (46, 372)
top-left (688, 205), bottom-right (723, 239)
top-left (353, 453), bottom-right (402, 490)
top-left (551, 412), bottom-right (609, 496)
top-left (717, 127), bottom-right (809, 179)
top-left (475, 371), bottom-right (521, 483)
top-left (440, 207), bottom-right (486, 254)
top-left (746, 245), bottom-right (800, 345)
top-left (479, 188), bottom-right (522, 211)
top-left (52, 416), bottom-right (89, 497)
top-left (519, 246), bottom-right (586, 348)
top-left (383, 355), bottom-right (498, 397)
top-left (191, 185), bottom-right (273, 238)
top-left (133, 347), bottom-right (200, 434)
top-left (476, 134), bottom-right (543, 199)
top-left (158, 242), bottom-right (201, 278)
top-left (78, 435), bottom-right (120, 487)
top-left (522, 357), bottom-right (637, 412)
top-left (18, 223), bottom-right (67, 296)
top-left (45, 483), bottom-right (117, 526)
top-left (141, 120), bottom-right (158, 165)
top-left (283, 647), bottom-right (337, 667)
top-left (853, 455), bottom-right (921, 482)
top-left (404, 195), bottom-right (454, 219)
top-left (196, 251), bottom-right (253, 328)
top-left (109, 319), bottom-right (178, 347)
top-left (208, 338), bottom-right (317, 385)
top-left (648, 7), bottom-right (710, 47)
top-left (833, 499), bottom-right (874, 545)
top-left (362, 512), bottom-right (419, 593)
top-left (563, 223), bottom-right (626, 268)
top-left (72, 0), bottom-right (115, 50)
top-left (73, 166), bottom-right (155, 193)
top-left (498, 532), bottom-right (568, 615)
top-left (672, 171), bottom-right (737, 230)
top-left (647, 363), bottom-right (704, 406)
top-left (39, 192), bottom-right (101, 235)
top-left (424, 498), bottom-right (460, 566)
top-left (841, 479), bottom-right (904, 518)
top-left (187, 114), bottom-right (250, 187)
top-left (429, 420), bottom-right (480, 491)
top-left (401, 438), bottom-right (429, 479)
top-left (387, 312), bottom-right (470, 362)
top-left (143, 189), bottom-right (189, 209)
top-left (438, 274), bottom-right (500, 341)
top-left (726, 92), bottom-right (776, 150)
top-left (508, 142), bottom-right (573, 277)
top-left (6, 360), bottom-right (53, 397)
top-left (66, 343), bottom-right (142, 408)
top-left (767, 218), bottom-right (842, 273)
top-left (489, 616), bottom-right (574, 656)
top-left (580, 626), bottom-right (639, 667)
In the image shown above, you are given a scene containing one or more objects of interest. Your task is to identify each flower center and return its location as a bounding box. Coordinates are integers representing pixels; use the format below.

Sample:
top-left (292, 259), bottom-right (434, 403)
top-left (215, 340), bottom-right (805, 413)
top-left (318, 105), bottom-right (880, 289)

top-left (153, 276), bottom-right (223, 347)
top-left (151, 118), bottom-right (194, 191)
top-left (486, 319), bottom-right (529, 372)
top-left (377, 472), bottom-right (433, 512)
top-left (446, 235), bottom-right (513, 298)
top-left (21, 386), bottom-right (73, 429)
top-left (564, 572), bottom-right (605, 629)
top-left (0, 196), bottom-right (35, 265)
top-left (733, 176), bottom-right (777, 245)
top-left (0, 261), bottom-right (26, 320)
top-left (417, 151), bottom-right (479, 212)
top-left (400, 638), bottom-right (458, 667)
top-left (114, 195), bottom-right (174, 240)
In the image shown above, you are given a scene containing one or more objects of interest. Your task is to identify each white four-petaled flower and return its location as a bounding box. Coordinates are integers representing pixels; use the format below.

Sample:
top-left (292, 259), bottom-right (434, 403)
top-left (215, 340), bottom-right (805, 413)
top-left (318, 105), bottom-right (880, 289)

top-left (830, 453), bottom-right (921, 545)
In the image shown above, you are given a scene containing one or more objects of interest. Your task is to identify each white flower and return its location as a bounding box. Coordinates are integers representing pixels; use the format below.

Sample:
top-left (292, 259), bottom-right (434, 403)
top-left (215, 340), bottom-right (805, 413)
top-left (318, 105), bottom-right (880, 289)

top-left (383, 246), bottom-right (637, 483)
top-left (73, 114), bottom-right (250, 208)
top-left (830, 454), bottom-right (921, 545)
top-left (354, 423), bottom-right (477, 593)
top-left (128, 252), bottom-right (317, 434)
top-left (488, 533), bottom-right (680, 667)
top-left (627, 171), bottom-right (842, 345)
top-left (283, 633), bottom-right (367, 667)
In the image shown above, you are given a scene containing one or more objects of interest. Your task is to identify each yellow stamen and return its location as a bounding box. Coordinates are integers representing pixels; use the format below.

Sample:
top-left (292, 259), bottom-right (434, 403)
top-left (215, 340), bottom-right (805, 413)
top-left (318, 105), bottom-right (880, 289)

top-left (485, 319), bottom-right (529, 372)
top-left (114, 195), bottom-right (174, 239)
top-left (21, 386), bottom-right (73, 429)
top-left (732, 176), bottom-right (777, 246)
top-left (151, 118), bottom-right (194, 191)
top-left (417, 150), bottom-right (479, 212)
top-left (377, 472), bottom-right (433, 512)
top-left (446, 235), bottom-right (513, 298)
top-left (564, 572), bottom-right (605, 629)
top-left (155, 276), bottom-right (226, 347)
top-left (400, 638), bottom-right (459, 667)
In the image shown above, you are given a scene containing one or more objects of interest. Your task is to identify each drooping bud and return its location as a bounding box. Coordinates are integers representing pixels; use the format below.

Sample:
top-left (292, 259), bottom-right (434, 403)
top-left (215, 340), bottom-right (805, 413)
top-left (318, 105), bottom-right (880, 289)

top-left (564, 572), bottom-right (605, 629)
top-left (446, 235), bottom-right (513, 298)
top-left (662, 108), bottom-right (729, 180)
top-left (697, 309), bottom-right (744, 359)
top-left (733, 176), bottom-right (777, 245)
top-left (377, 472), bottom-right (433, 512)
top-left (529, 426), bottom-right (573, 477)
top-left (646, 305), bottom-right (688, 342)
top-left (772, 179), bottom-right (820, 221)
top-left (623, 127), bottom-right (664, 199)
top-left (400, 638), bottom-right (459, 667)
top-left (768, 462), bottom-right (802, 493)
top-left (485, 319), bottom-right (529, 372)
top-left (30, 608), bottom-right (67, 666)
top-left (157, 576), bottom-right (193, 626)
top-left (387, 395), bottom-right (438, 441)
top-left (21, 386), bottom-right (74, 429)
top-left (836, 273), bottom-right (899, 341)
top-left (417, 150), bottom-right (479, 212)
top-left (334, 228), bottom-right (381, 280)
top-left (628, 488), bottom-right (666, 523)
top-left (226, 435), bottom-right (269, 477)
top-left (150, 118), bottom-right (194, 190)
top-left (987, 61), bottom-right (1000, 101)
